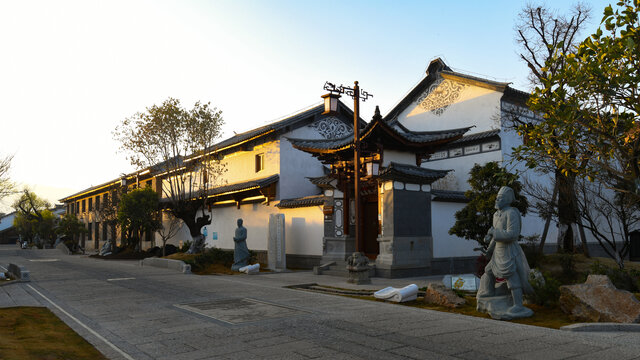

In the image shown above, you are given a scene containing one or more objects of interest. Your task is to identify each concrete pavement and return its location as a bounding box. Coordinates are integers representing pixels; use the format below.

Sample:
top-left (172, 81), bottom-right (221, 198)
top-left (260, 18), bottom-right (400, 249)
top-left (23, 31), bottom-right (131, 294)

top-left (1, 245), bottom-right (639, 360)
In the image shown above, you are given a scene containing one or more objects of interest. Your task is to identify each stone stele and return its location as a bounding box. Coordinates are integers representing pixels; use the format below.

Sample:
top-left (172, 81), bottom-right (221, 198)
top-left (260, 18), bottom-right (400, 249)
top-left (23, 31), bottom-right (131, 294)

top-left (560, 275), bottom-right (640, 323)
top-left (424, 283), bottom-right (466, 308)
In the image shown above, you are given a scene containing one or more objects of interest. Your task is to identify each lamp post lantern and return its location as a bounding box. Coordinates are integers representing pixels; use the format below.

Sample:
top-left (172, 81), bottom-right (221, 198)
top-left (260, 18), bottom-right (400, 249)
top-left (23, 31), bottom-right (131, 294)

top-left (323, 81), bottom-right (373, 254)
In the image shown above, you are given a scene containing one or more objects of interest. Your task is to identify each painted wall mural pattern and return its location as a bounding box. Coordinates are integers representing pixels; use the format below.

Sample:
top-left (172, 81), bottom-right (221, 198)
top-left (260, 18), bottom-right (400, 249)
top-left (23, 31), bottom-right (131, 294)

top-left (416, 78), bottom-right (469, 116)
top-left (311, 117), bottom-right (352, 139)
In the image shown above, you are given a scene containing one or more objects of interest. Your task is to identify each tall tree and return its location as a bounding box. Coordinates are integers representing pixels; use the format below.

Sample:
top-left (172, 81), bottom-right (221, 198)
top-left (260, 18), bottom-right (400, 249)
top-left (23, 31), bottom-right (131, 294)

top-left (12, 189), bottom-right (57, 247)
top-left (56, 213), bottom-right (88, 250)
top-left (510, 3), bottom-right (591, 253)
top-left (117, 187), bottom-right (161, 250)
top-left (449, 162), bottom-right (528, 253)
top-left (114, 98), bottom-right (225, 243)
top-left (546, 0), bottom-right (640, 199)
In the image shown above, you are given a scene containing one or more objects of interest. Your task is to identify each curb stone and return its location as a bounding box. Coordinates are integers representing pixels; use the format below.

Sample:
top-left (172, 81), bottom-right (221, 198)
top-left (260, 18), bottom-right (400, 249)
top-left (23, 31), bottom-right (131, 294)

top-left (561, 323), bottom-right (640, 332)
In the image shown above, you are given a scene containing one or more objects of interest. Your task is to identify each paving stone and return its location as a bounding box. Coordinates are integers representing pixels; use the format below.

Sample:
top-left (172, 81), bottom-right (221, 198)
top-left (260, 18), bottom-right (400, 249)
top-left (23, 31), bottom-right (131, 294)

top-left (389, 345), bottom-right (460, 360)
top-left (512, 348), bottom-right (578, 360)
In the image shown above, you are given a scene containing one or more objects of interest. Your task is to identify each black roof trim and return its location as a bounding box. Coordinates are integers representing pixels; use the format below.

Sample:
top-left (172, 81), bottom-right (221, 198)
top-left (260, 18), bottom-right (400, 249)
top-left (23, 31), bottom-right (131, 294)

top-left (431, 190), bottom-right (469, 203)
top-left (451, 129), bottom-right (501, 144)
top-left (383, 57), bottom-right (527, 122)
top-left (206, 174), bottom-right (279, 197)
top-left (378, 162), bottom-right (451, 184)
top-left (276, 195), bottom-right (325, 209)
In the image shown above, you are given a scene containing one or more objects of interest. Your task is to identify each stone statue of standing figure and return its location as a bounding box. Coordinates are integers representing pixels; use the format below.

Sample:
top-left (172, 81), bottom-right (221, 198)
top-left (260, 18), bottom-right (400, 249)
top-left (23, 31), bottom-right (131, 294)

top-left (476, 186), bottom-right (534, 320)
top-left (231, 218), bottom-right (251, 271)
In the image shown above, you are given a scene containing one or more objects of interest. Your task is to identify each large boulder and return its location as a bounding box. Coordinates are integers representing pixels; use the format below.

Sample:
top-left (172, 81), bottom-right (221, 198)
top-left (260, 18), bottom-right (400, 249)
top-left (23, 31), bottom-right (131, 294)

top-left (560, 275), bottom-right (640, 323)
top-left (424, 283), bottom-right (466, 308)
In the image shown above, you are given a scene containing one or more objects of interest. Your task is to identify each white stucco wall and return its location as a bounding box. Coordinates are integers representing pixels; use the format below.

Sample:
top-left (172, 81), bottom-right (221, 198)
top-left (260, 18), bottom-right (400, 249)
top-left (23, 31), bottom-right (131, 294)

top-left (199, 203), bottom-right (323, 256)
top-left (396, 79), bottom-right (502, 132)
top-left (432, 201), bottom-right (480, 258)
top-left (382, 150), bottom-right (416, 167)
top-left (279, 125), bottom-right (326, 200)
top-left (425, 150), bottom-right (503, 192)
top-left (218, 141), bottom-right (281, 185)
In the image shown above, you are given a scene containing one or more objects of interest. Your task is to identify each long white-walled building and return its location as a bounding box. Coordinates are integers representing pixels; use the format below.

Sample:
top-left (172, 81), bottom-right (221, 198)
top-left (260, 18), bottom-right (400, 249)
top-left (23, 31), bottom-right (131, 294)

top-left (61, 57), bottom-right (622, 275)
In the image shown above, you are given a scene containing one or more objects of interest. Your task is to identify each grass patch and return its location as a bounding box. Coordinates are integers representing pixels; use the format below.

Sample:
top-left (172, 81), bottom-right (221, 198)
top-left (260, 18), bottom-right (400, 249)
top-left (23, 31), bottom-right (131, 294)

top-left (165, 250), bottom-right (268, 275)
top-left (0, 307), bottom-right (107, 360)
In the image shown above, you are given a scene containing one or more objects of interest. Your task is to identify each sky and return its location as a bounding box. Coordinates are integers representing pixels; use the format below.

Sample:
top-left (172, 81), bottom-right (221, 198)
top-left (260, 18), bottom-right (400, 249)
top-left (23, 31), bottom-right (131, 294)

top-left (0, 0), bottom-right (614, 212)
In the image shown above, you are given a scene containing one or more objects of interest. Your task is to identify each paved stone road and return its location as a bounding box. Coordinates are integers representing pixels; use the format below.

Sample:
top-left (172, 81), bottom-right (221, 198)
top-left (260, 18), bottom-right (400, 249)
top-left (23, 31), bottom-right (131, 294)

top-left (1, 245), bottom-right (639, 360)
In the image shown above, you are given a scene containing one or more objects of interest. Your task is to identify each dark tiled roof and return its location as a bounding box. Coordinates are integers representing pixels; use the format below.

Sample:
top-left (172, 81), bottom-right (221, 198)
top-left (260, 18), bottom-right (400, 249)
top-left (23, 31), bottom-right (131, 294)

top-left (287, 118), bottom-right (471, 152)
top-left (207, 174), bottom-right (279, 197)
top-left (210, 104), bottom-right (325, 152)
top-left (441, 70), bottom-right (510, 90)
top-left (378, 162), bottom-right (451, 184)
top-left (384, 122), bottom-right (471, 143)
top-left (287, 135), bottom-right (353, 151)
top-left (451, 129), bottom-right (500, 144)
top-left (276, 195), bottom-right (325, 209)
top-left (431, 190), bottom-right (469, 203)
top-left (308, 175), bottom-right (336, 188)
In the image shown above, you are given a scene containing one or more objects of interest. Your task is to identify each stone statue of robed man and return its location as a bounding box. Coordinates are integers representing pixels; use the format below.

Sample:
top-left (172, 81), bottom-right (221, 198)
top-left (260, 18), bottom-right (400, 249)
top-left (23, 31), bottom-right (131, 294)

top-left (476, 186), bottom-right (534, 320)
top-left (231, 218), bottom-right (251, 271)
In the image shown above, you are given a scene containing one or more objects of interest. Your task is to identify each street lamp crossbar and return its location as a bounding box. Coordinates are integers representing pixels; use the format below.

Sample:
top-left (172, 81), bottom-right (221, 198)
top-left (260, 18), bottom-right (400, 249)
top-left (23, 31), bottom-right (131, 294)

top-left (323, 81), bottom-right (373, 102)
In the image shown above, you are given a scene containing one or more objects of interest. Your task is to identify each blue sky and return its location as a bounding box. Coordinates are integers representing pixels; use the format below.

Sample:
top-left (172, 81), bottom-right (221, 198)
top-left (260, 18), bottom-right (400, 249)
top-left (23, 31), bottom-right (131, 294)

top-left (0, 0), bottom-right (614, 211)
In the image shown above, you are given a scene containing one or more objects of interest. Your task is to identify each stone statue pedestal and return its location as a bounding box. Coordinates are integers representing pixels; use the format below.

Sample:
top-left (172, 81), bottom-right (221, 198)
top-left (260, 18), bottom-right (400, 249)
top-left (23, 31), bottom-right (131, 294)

top-left (346, 252), bottom-right (371, 285)
top-left (347, 266), bottom-right (371, 284)
top-left (477, 282), bottom-right (533, 320)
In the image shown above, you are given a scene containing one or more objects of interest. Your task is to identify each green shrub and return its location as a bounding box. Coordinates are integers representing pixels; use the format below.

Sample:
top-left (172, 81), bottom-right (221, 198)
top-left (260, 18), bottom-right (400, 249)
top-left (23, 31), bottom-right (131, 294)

top-left (179, 240), bottom-right (191, 253)
top-left (558, 253), bottom-right (577, 283)
top-left (527, 271), bottom-right (561, 306)
top-left (589, 261), bottom-right (640, 292)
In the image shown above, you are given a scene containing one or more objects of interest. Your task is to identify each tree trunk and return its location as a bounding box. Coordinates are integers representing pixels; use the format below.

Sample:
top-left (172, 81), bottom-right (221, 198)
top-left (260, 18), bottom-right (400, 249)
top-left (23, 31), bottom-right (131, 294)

top-left (556, 169), bottom-right (577, 253)
top-left (538, 182), bottom-right (558, 254)
top-left (172, 201), bottom-right (210, 241)
top-left (577, 221), bottom-right (590, 257)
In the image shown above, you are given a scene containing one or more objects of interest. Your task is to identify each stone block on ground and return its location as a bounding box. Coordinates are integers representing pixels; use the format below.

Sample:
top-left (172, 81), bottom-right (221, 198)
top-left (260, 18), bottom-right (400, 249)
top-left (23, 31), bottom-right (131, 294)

top-left (424, 283), bottom-right (466, 308)
top-left (374, 284), bottom-right (418, 302)
top-left (56, 242), bottom-right (71, 255)
top-left (559, 274), bottom-right (640, 323)
top-left (239, 263), bottom-right (260, 274)
top-left (140, 258), bottom-right (191, 274)
top-left (8, 263), bottom-right (30, 281)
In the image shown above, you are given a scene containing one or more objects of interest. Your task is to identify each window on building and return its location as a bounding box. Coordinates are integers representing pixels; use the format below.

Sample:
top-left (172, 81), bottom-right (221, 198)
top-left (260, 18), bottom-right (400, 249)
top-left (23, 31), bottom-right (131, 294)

top-left (255, 153), bottom-right (265, 172)
top-left (95, 222), bottom-right (100, 242)
top-left (95, 195), bottom-right (100, 211)
top-left (145, 180), bottom-right (152, 188)
top-left (102, 221), bottom-right (108, 240)
top-left (87, 223), bottom-right (92, 240)
top-left (88, 198), bottom-right (93, 211)
top-left (82, 200), bottom-right (86, 213)
top-left (76, 202), bottom-right (80, 214)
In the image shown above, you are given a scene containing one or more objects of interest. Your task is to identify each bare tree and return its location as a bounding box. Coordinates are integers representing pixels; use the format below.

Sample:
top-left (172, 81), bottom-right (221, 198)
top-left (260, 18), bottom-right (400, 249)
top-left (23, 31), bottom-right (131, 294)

top-left (575, 179), bottom-right (639, 269)
top-left (515, 3), bottom-right (591, 87)
top-left (157, 210), bottom-right (183, 257)
top-left (0, 154), bottom-right (15, 201)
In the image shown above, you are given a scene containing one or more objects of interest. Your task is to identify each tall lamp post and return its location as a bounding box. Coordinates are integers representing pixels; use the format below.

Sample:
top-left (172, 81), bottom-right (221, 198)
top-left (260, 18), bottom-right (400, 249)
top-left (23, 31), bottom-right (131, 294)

top-left (323, 81), bottom-right (373, 254)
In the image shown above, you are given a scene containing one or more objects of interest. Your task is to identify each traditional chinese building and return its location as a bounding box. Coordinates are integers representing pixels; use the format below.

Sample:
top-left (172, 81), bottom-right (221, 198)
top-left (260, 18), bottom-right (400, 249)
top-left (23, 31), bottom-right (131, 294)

top-left (61, 57), bottom-right (564, 276)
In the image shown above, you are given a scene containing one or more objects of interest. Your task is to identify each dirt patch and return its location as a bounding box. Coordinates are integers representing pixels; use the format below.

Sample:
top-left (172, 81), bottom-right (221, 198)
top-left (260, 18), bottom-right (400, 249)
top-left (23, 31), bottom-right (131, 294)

top-left (0, 306), bottom-right (107, 360)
